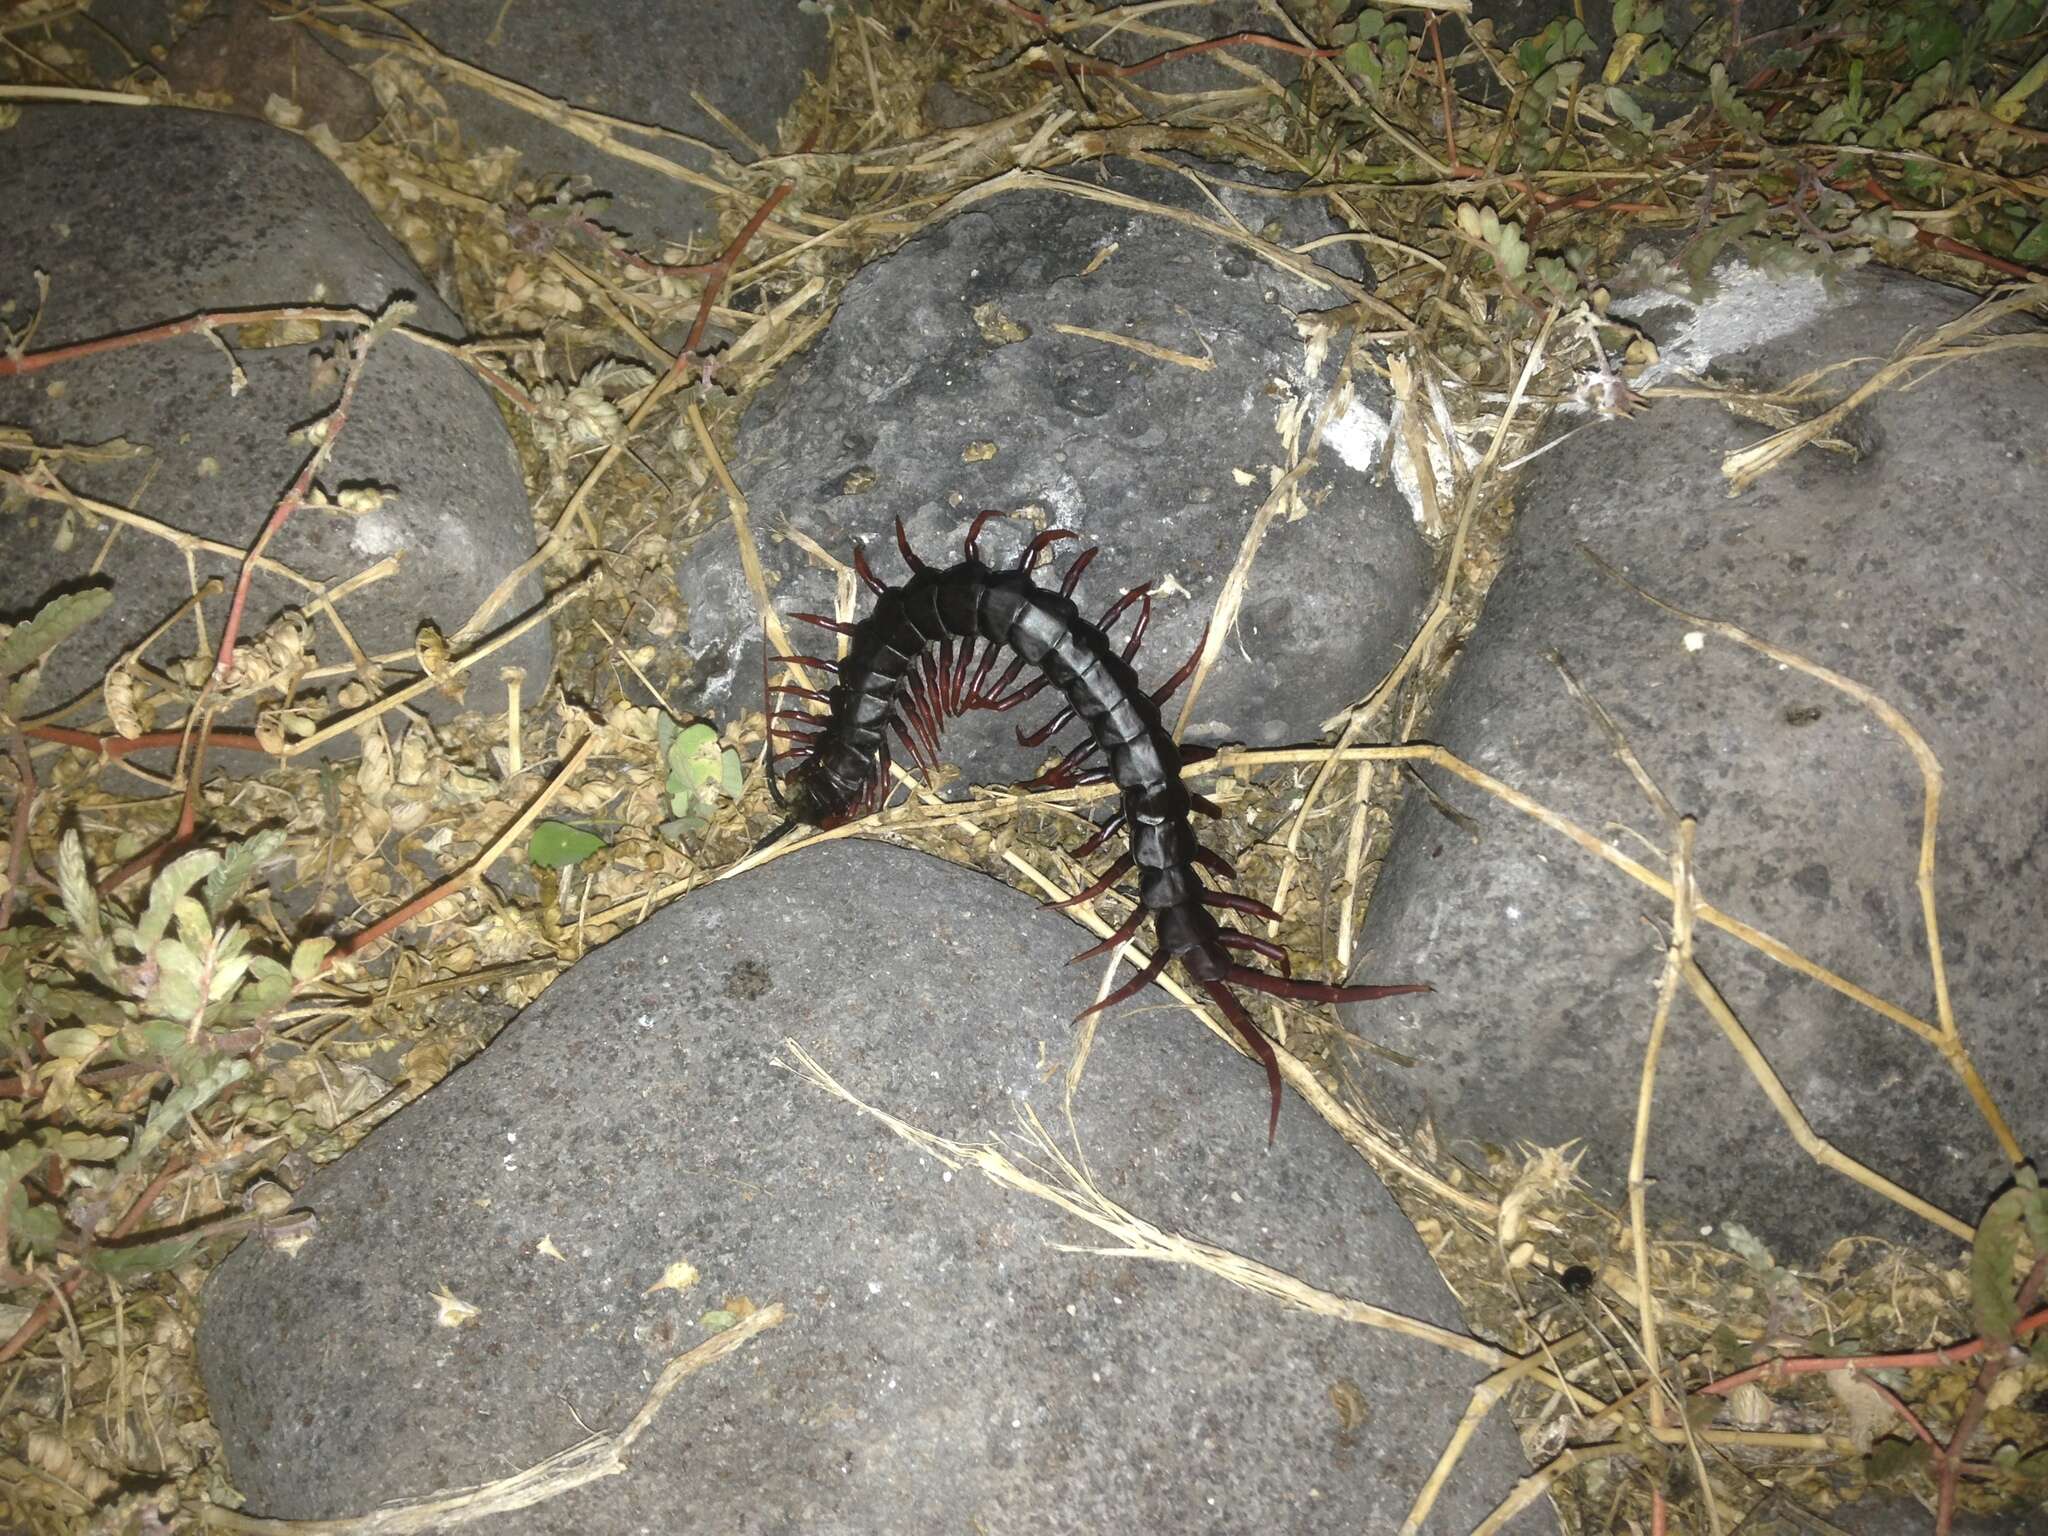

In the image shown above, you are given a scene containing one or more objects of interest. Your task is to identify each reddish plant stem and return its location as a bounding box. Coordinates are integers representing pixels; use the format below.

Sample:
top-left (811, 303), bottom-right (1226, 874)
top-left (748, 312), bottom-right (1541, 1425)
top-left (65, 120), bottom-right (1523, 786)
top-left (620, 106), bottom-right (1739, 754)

top-left (1, 733), bottom-right (35, 929)
top-left (0, 1157), bottom-right (186, 1366)
top-left (0, 304), bottom-right (534, 411)
top-left (96, 326), bottom-right (376, 897)
top-left (23, 723), bottom-right (271, 759)
top-left (678, 180), bottom-right (793, 364)
top-left (1701, 1301), bottom-right (2048, 1398)
top-left (1032, 29), bottom-right (1336, 78)
top-left (1427, 15), bottom-right (1461, 173)
top-left (1936, 1252), bottom-right (2048, 1534)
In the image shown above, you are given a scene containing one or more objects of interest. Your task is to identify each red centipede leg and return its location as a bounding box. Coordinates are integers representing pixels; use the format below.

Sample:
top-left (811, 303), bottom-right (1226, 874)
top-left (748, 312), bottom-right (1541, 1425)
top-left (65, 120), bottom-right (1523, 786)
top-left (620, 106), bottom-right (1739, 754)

top-left (900, 680), bottom-right (943, 767)
top-left (1187, 792), bottom-right (1225, 819)
top-left (947, 637), bottom-right (979, 714)
top-left (769, 685), bottom-right (831, 704)
top-left (1073, 812), bottom-right (1126, 859)
top-left (790, 612), bottom-right (859, 636)
top-left (853, 544), bottom-right (886, 595)
top-left (963, 510), bottom-right (1004, 561)
top-left (1017, 528), bottom-right (1078, 572)
top-left (985, 673), bottom-right (1053, 713)
top-left (895, 517), bottom-right (928, 573)
top-left (1096, 583), bottom-right (1149, 632)
top-left (1075, 948), bottom-right (1167, 1020)
top-left (1191, 846), bottom-right (1235, 880)
top-left (1224, 967), bottom-right (1432, 1006)
top-left (1202, 888), bottom-right (1283, 925)
top-left (770, 709), bottom-right (828, 730)
top-left (890, 716), bottom-right (938, 781)
top-left (1215, 931), bottom-right (1291, 976)
top-left (1058, 546), bottom-right (1099, 597)
top-left (1021, 741), bottom-right (1103, 791)
top-left (930, 634), bottom-right (956, 717)
top-left (1149, 624), bottom-right (1210, 704)
top-left (771, 653), bottom-right (842, 673)
top-left (1200, 978), bottom-right (1284, 1144)
top-left (967, 653), bottom-right (1026, 708)
top-left (1120, 593), bottom-right (1153, 660)
top-left (1043, 852), bottom-right (1133, 909)
top-left (1017, 704), bottom-right (1074, 749)
top-left (1069, 905), bottom-right (1146, 963)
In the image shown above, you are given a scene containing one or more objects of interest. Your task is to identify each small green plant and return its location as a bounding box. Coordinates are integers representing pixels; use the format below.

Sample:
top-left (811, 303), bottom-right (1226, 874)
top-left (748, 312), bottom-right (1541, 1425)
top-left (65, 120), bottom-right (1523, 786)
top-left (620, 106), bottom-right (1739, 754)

top-left (660, 717), bottom-right (744, 840)
top-left (2, 828), bottom-right (325, 1282)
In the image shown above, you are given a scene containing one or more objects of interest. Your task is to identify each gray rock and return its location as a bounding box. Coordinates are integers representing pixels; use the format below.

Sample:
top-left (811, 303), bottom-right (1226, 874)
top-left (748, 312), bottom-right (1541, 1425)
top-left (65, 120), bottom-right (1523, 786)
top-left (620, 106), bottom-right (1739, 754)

top-left (679, 154), bottom-right (1430, 786)
top-left (1342, 245), bottom-right (2048, 1262)
top-left (1064, 0), bottom-right (1306, 95)
top-left (326, 0), bottom-right (830, 253)
top-left (198, 840), bottom-right (1547, 1534)
top-left (0, 106), bottom-right (549, 751)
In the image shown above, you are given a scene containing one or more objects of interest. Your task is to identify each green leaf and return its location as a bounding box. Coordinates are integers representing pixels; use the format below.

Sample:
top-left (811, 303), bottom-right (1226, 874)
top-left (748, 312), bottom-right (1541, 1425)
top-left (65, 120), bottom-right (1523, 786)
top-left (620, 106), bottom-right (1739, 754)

top-left (290, 936), bottom-right (335, 982)
top-left (529, 820), bottom-right (607, 869)
top-left (148, 939), bottom-right (205, 1022)
top-left (1709, 63), bottom-right (1764, 136)
top-left (137, 850), bottom-right (222, 953)
top-left (1605, 86), bottom-right (1653, 135)
top-left (46, 1130), bottom-right (126, 1161)
top-left (56, 832), bottom-right (103, 953)
top-left (121, 1054), bottom-right (250, 1173)
top-left (85, 1233), bottom-right (203, 1279)
top-left (1865, 1436), bottom-right (1934, 1486)
top-left (0, 587), bottom-right (114, 682)
top-left (5, 1185), bottom-right (61, 1256)
top-left (2012, 218), bottom-right (2048, 265)
top-left (42, 1026), bottom-right (105, 1060)
top-left (205, 829), bottom-right (286, 920)
top-left (1970, 1185), bottom-right (2026, 1348)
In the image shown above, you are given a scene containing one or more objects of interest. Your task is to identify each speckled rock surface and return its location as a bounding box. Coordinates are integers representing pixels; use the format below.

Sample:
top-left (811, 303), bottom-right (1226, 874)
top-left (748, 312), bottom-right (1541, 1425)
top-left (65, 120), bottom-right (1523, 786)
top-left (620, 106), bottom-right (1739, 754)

top-left (0, 105), bottom-right (550, 751)
top-left (678, 154), bottom-right (1431, 786)
top-left (1341, 245), bottom-right (2048, 1263)
top-left (324, 0), bottom-right (828, 253)
top-left (198, 841), bottom-right (1548, 1534)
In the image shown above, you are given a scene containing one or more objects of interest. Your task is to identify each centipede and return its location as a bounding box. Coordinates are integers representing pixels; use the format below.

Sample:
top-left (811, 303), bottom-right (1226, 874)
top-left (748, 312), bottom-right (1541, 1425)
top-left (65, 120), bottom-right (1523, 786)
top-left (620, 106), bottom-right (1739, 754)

top-left (758, 512), bottom-right (1428, 1140)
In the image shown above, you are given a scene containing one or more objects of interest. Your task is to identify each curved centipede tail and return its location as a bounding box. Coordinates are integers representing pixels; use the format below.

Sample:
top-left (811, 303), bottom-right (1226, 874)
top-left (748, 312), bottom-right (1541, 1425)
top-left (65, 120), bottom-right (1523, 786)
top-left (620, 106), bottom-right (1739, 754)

top-left (749, 815), bottom-right (801, 855)
top-left (1201, 978), bottom-right (1284, 1145)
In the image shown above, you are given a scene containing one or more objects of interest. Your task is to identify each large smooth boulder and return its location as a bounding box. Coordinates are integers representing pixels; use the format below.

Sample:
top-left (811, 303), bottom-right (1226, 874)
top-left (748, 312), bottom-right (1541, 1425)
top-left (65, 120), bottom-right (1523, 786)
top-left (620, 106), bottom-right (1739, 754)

top-left (1343, 245), bottom-right (2047, 1261)
top-left (0, 106), bottom-right (551, 751)
top-left (199, 840), bottom-right (1547, 1533)
top-left (679, 154), bottom-right (1431, 786)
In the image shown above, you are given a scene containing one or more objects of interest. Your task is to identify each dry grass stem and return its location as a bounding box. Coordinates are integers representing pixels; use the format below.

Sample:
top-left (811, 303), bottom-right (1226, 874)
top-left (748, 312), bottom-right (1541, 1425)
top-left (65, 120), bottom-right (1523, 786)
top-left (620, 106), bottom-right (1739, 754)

top-left (199, 1303), bottom-right (787, 1533)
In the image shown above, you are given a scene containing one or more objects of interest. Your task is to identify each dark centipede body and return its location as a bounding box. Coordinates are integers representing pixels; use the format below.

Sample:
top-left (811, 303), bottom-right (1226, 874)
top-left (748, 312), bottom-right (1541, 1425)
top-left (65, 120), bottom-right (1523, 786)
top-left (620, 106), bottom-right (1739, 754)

top-left (766, 513), bottom-right (1426, 1140)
